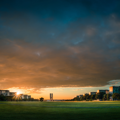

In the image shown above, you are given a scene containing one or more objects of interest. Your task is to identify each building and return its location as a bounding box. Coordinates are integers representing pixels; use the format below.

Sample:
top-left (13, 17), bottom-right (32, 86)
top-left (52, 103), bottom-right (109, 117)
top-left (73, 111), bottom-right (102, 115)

top-left (24, 95), bottom-right (28, 99)
top-left (79, 95), bottom-right (83, 98)
top-left (83, 93), bottom-right (89, 96)
top-left (106, 90), bottom-right (109, 94)
top-left (109, 86), bottom-right (120, 94)
top-left (18, 94), bottom-right (24, 99)
top-left (89, 92), bottom-right (96, 95)
top-left (50, 93), bottom-right (53, 101)
top-left (9, 92), bottom-right (16, 96)
top-left (0, 90), bottom-right (10, 96)
top-left (0, 89), bottom-right (33, 101)
top-left (28, 95), bottom-right (31, 99)
top-left (97, 90), bottom-right (109, 94)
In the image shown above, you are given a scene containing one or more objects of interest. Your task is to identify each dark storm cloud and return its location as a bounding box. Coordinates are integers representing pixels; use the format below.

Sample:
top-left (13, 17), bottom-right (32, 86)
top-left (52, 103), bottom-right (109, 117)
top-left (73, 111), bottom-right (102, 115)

top-left (0, 0), bottom-right (120, 89)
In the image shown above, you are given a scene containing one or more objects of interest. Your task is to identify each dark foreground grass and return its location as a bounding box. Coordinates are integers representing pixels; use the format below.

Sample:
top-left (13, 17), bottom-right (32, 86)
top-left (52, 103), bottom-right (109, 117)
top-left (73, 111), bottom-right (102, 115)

top-left (0, 101), bottom-right (120, 120)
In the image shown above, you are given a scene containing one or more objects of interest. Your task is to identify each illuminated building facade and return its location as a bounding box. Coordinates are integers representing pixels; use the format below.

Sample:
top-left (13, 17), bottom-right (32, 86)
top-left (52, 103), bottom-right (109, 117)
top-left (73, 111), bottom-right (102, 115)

top-left (109, 86), bottom-right (120, 94)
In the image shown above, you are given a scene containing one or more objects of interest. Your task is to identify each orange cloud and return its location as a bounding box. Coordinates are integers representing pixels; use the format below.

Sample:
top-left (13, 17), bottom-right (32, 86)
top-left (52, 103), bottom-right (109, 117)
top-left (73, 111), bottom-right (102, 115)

top-left (0, 38), bottom-right (120, 91)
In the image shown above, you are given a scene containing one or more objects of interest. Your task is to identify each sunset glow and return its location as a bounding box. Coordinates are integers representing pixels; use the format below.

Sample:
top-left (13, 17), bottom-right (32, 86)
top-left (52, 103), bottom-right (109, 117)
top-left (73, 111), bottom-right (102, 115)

top-left (17, 92), bottom-right (20, 95)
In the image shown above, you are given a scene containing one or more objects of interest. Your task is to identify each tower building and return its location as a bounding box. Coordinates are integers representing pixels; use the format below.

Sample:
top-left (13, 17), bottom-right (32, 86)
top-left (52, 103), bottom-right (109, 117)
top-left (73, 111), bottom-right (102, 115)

top-left (50, 93), bottom-right (53, 101)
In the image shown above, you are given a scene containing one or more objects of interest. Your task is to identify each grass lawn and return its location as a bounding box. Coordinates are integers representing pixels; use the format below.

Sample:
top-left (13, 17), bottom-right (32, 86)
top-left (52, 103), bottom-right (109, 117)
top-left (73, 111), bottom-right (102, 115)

top-left (0, 101), bottom-right (120, 120)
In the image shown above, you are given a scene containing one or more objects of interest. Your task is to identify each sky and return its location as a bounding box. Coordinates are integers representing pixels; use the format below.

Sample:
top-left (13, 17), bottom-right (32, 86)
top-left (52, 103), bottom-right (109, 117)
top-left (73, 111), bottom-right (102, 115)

top-left (0, 0), bottom-right (120, 99)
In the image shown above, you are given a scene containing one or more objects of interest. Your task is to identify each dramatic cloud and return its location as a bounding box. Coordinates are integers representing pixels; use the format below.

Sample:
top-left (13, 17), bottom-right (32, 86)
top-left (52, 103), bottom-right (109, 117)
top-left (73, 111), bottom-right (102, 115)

top-left (0, 0), bottom-right (120, 91)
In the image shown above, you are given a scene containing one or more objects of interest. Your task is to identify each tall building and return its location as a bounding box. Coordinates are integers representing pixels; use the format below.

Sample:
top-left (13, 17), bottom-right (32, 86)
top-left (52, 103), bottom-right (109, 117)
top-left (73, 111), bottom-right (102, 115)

top-left (109, 86), bottom-right (120, 94)
top-left (0, 90), bottom-right (10, 96)
top-left (50, 93), bottom-right (53, 101)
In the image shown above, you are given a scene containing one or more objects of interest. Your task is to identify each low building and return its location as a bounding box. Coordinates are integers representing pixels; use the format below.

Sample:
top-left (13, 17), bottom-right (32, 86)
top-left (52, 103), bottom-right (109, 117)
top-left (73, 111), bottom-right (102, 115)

top-left (28, 95), bottom-right (31, 99)
top-left (18, 94), bottom-right (24, 99)
top-left (83, 93), bottom-right (89, 96)
top-left (89, 92), bottom-right (96, 95)
top-left (79, 95), bottom-right (83, 98)
top-left (97, 90), bottom-right (109, 94)
top-left (109, 86), bottom-right (120, 94)
top-left (0, 90), bottom-right (10, 96)
top-left (23, 95), bottom-right (28, 99)
top-left (9, 92), bottom-right (16, 96)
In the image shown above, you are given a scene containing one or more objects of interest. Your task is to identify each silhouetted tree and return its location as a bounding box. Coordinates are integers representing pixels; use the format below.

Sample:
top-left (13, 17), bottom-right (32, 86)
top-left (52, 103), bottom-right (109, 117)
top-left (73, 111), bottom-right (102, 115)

top-left (73, 96), bottom-right (80, 101)
top-left (112, 93), bottom-right (120, 100)
top-left (90, 95), bottom-right (95, 100)
top-left (106, 94), bottom-right (111, 100)
top-left (40, 97), bottom-right (44, 102)
top-left (5, 96), bottom-right (13, 101)
top-left (0, 94), bottom-right (6, 101)
top-left (95, 92), bottom-right (105, 100)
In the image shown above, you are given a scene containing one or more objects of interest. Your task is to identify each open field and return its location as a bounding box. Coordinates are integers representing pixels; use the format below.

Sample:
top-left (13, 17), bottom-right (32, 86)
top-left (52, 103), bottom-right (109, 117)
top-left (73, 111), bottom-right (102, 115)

top-left (0, 101), bottom-right (120, 120)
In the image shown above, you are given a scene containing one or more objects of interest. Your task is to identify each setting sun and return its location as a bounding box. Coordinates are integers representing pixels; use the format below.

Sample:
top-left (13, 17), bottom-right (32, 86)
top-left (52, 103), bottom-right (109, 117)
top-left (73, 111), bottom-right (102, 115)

top-left (17, 92), bottom-right (20, 95)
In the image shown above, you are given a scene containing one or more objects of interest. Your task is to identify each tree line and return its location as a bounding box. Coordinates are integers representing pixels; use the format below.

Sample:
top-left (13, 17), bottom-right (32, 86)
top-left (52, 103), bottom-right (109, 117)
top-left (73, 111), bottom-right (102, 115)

top-left (72, 92), bottom-right (120, 101)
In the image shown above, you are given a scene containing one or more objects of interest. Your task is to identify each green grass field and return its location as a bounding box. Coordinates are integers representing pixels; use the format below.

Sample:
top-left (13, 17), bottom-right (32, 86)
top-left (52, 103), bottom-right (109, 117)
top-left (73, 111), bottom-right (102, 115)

top-left (0, 101), bottom-right (120, 120)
